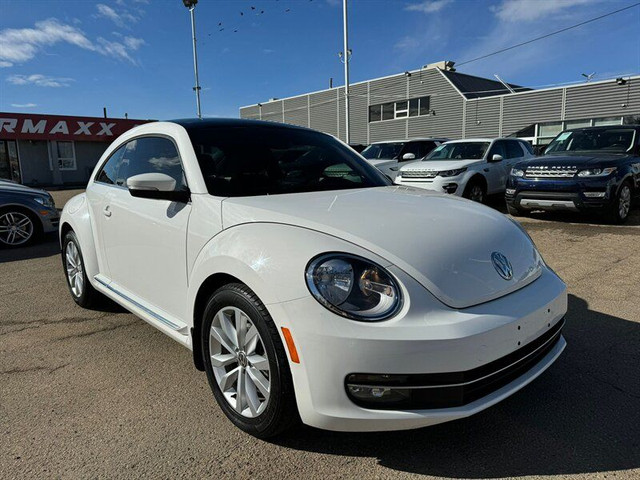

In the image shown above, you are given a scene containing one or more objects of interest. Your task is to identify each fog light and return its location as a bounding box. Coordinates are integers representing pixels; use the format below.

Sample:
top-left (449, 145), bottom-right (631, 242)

top-left (442, 183), bottom-right (458, 194)
top-left (347, 385), bottom-right (411, 404)
top-left (583, 191), bottom-right (606, 198)
top-left (506, 188), bottom-right (516, 195)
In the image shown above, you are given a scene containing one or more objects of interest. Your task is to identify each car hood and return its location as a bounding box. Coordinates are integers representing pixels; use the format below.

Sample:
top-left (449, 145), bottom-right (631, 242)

top-left (516, 153), bottom-right (630, 168)
top-left (222, 186), bottom-right (543, 309)
top-left (401, 159), bottom-right (482, 172)
top-left (0, 181), bottom-right (48, 196)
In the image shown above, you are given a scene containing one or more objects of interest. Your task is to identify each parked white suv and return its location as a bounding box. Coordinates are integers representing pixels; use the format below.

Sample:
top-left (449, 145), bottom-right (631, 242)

top-left (395, 138), bottom-right (535, 203)
top-left (361, 138), bottom-right (447, 180)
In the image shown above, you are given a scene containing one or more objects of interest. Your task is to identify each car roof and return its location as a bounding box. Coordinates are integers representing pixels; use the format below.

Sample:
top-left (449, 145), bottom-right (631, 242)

top-left (169, 117), bottom-right (316, 133)
top-left (370, 138), bottom-right (447, 144)
top-left (561, 125), bottom-right (640, 132)
top-left (444, 138), bottom-right (498, 143)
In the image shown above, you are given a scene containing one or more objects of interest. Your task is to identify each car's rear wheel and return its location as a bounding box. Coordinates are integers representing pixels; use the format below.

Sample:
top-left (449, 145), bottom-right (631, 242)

top-left (463, 179), bottom-right (486, 203)
top-left (0, 208), bottom-right (39, 248)
top-left (201, 283), bottom-right (299, 438)
top-left (607, 181), bottom-right (633, 224)
top-left (62, 230), bottom-right (101, 308)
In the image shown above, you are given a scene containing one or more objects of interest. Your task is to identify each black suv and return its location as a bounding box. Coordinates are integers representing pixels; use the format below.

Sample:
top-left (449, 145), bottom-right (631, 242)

top-left (506, 125), bottom-right (640, 223)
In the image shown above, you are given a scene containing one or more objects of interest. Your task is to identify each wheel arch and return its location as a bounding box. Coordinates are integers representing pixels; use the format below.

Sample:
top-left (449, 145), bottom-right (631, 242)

top-left (0, 202), bottom-right (44, 233)
top-left (59, 193), bottom-right (100, 282)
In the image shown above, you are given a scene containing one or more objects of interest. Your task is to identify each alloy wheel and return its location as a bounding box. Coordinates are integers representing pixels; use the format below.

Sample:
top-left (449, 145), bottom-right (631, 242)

top-left (619, 185), bottom-right (631, 219)
top-left (0, 211), bottom-right (34, 246)
top-left (209, 307), bottom-right (271, 418)
top-left (469, 185), bottom-right (484, 203)
top-left (65, 240), bottom-right (84, 297)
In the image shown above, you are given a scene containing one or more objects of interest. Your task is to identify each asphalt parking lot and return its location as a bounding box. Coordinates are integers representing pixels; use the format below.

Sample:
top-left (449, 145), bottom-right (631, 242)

top-left (1, 190), bottom-right (639, 479)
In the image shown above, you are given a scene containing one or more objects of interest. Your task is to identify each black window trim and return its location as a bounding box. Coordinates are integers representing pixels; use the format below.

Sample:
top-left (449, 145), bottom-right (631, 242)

top-left (368, 95), bottom-right (431, 124)
top-left (93, 133), bottom-right (188, 191)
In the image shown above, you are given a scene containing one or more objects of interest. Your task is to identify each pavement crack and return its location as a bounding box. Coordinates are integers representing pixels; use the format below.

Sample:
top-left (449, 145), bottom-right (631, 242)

top-left (1, 363), bottom-right (69, 375)
top-left (55, 321), bottom-right (137, 341)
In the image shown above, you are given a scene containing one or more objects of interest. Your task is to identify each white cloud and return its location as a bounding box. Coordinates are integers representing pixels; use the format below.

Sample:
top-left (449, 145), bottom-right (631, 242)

top-left (0, 18), bottom-right (146, 66)
top-left (96, 4), bottom-right (138, 28)
top-left (492, 0), bottom-right (597, 22)
top-left (405, 0), bottom-right (453, 14)
top-left (7, 74), bottom-right (75, 87)
top-left (263, 48), bottom-right (275, 54)
top-left (11, 103), bottom-right (37, 108)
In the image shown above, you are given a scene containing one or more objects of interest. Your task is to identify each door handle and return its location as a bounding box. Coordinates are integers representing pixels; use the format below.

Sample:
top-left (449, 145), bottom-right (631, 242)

top-left (103, 206), bottom-right (112, 218)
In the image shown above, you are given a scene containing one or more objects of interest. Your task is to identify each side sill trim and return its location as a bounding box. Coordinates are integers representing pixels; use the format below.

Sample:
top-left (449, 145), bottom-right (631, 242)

top-left (94, 276), bottom-right (182, 331)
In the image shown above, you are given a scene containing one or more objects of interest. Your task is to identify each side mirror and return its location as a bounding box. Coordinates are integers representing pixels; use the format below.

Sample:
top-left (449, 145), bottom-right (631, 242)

top-left (402, 153), bottom-right (416, 161)
top-left (127, 172), bottom-right (190, 202)
top-left (490, 154), bottom-right (503, 162)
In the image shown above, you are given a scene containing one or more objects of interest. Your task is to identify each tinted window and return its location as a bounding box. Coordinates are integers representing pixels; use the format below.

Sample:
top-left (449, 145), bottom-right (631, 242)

top-left (361, 142), bottom-right (404, 160)
top-left (545, 128), bottom-right (636, 153)
top-left (368, 105), bottom-right (381, 122)
top-left (488, 141), bottom-right (507, 159)
top-left (381, 102), bottom-right (394, 120)
top-left (187, 126), bottom-right (389, 197)
top-left (505, 141), bottom-right (524, 159)
top-left (402, 141), bottom-right (436, 160)
top-left (96, 145), bottom-right (126, 185)
top-left (519, 140), bottom-right (534, 155)
top-left (419, 96), bottom-right (430, 115)
top-left (119, 137), bottom-right (186, 190)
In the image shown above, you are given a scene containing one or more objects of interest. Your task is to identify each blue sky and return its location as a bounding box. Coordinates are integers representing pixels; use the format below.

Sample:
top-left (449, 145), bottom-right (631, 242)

top-left (1, 0), bottom-right (639, 120)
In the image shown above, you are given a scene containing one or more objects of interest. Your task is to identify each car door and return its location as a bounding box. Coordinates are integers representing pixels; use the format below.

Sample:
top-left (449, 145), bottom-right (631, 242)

top-left (98, 136), bottom-right (192, 323)
top-left (499, 140), bottom-right (526, 190)
top-left (484, 140), bottom-right (507, 194)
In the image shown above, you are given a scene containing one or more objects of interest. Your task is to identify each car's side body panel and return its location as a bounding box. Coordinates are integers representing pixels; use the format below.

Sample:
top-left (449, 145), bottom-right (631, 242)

top-left (59, 193), bottom-right (99, 281)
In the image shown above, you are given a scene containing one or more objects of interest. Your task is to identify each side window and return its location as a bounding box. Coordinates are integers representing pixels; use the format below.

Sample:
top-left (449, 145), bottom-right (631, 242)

top-left (401, 142), bottom-right (422, 160)
top-left (95, 145), bottom-right (126, 185)
top-left (488, 141), bottom-right (506, 159)
top-left (519, 140), bottom-right (535, 155)
top-left (119, 137), bottom-right (186, 190)
top-left (420, 141), bottom-right (437, 157)
top-left (505, 141), bottom-right (524, 159)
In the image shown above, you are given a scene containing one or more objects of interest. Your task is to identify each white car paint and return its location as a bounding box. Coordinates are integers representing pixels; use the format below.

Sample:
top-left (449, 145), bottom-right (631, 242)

top-left (361, 138), bottom-right (446, 180)
top-left (395, 138), bottom-right (534, 197)
top-left (60, 121), bottom-right (566, 433)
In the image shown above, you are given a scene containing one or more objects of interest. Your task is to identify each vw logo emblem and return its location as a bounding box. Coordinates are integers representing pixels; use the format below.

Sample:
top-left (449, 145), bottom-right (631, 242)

top-left (491, 252), bottom-right (513, 280)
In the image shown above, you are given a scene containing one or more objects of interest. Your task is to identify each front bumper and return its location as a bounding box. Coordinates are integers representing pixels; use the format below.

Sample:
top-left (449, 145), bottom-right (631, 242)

top-left (395, 174), bottom-right (464, 196)
top-left (40, 207), bottom-right (60, 233)
top-left (506, 176), bottom-right (618, 212)
top-left (270, 267), bottom-right (567, 432)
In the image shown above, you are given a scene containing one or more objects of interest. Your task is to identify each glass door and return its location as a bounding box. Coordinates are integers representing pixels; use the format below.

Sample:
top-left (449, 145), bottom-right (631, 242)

top-left (0, 140), bottom-right (22, 183)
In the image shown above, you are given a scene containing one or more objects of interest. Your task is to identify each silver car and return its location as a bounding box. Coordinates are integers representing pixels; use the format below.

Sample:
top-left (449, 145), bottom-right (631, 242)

top-left (0, 180), bottom-right (59, 247)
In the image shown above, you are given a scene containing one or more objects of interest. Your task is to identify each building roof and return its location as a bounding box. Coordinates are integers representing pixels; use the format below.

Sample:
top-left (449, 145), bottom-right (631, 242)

top-left (440, 70), bottom-right (530, 99)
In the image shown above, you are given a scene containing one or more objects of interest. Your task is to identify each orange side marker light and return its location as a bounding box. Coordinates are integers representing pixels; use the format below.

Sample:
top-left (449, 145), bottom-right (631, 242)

top-left (281, 327), bottom-right (300, 364)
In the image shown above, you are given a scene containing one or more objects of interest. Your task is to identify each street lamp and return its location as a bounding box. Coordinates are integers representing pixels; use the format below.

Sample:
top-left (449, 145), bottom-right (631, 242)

top-left (340, 0), bottom-right (351, 144)
top-left (183, 0), bottom-right (202, 118)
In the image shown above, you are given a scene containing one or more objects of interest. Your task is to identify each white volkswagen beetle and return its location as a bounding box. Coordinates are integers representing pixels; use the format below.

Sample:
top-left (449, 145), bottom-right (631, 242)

top-left (60, 119), bottom-right (567, 438)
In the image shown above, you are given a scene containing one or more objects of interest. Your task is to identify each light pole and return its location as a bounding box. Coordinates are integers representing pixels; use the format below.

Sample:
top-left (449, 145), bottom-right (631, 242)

top-left (339, 0), bottom-right (351, 144)
top-left (183, 0), bottom-right (202, 118)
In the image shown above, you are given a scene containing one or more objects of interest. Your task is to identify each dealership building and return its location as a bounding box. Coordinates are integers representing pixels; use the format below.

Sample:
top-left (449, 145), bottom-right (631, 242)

top-left (0, 113), bottom-right (146, 187)
top-left (240, 61), bottom-right (640, 146)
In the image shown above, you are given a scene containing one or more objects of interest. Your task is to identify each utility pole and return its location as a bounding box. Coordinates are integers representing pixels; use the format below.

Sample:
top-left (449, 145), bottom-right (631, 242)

top-left (183, 0), bottom-right (202, 118)
top-left (341, 0), bottom-right (351, 144)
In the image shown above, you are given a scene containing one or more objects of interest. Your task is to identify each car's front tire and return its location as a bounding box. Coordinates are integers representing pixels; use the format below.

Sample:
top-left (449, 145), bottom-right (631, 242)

top-left (62, 230), bottom-right (101, 308)
top-left (201, 283), bottom-right (299, 438)
top-left (606, 181), bottom-right (633, 224)
top-left (463, 179), bottom-right (487, 203)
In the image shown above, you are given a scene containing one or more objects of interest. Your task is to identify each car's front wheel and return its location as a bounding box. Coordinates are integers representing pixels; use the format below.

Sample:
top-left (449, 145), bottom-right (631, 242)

top-left (201, 283), bottom-right (299, 438)
top-left (0, 208), bottom-right (39, 248)
top-left (607, 181), bottom-right (633, 224)
top-left (463, 179), bottom-right (486, 203)
top-left (62, 230), bottom-right (101, 308)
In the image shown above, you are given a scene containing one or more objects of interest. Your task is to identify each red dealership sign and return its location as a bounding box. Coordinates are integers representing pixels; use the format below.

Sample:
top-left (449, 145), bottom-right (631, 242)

top-left (0, 112), bottom-right (151, 142)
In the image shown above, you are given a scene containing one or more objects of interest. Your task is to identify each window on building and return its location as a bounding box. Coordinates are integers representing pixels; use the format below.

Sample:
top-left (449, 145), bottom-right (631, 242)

top-left (593, 117), bottom-right (622, 126)
top-left (368, 95), bottom-right (432, 122)
top-left (51, 141), bottom-right (76, 171)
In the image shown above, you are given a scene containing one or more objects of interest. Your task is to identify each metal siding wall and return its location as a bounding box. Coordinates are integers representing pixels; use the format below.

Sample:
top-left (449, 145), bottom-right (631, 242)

top-left (348, 83), bottom-right (369, 145)
top-left (408, 69), bottom-right (463, 139)
top-left (465, 97), bottom-right (501, 137)
top-left (283, 96), bottom-right (308, 127)
top-left (261, 101), bottom-right (284, 123)
top-left (239, 106), bottom-right (260, 120)
top-left (369, 119), bottom-right (407, 142)
top-left (502, 90), bottom-right (563, 135)
top-left (309, 89), bottom-right (338, 137)
top-left (367, 74), bottom-right (408, 141)
top-left (564, 81), bottom-right (640, 119)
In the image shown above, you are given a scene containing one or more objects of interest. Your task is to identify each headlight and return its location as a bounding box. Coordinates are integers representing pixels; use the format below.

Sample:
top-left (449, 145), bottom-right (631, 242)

top-left (577, 167), bottom-right (616, 177)
top-left (33, 196), bottom-right (55, 208)
top-left (306, 253), bottom-right (402, 321)
top-left (437, 167), bottom-right (466, 177)
top-left (510, 168), bottom-right (525, 177)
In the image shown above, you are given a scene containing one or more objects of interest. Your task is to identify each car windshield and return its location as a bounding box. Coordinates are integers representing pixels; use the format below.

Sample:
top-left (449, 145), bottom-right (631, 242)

top-left (186, 125), bottom-right (390, 197)
top-left (425, 142), bottom-right (490, 160)
top-left (545, 128), bottom-right (636, 154)
top-left (361, 142), bottom-right (404, 160)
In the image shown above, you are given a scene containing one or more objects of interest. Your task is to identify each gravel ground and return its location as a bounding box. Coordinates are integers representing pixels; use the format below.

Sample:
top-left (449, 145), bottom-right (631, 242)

top-left (1, 190), bottom-right (638, 479)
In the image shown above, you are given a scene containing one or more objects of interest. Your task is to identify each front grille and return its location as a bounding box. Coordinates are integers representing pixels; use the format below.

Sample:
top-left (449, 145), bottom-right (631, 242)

top-left (346, 318), bottom-right (564, 410)
top-left (525, 165), bottom-right (577, 178)
top-left (401, 169), bottom-right (438, 179)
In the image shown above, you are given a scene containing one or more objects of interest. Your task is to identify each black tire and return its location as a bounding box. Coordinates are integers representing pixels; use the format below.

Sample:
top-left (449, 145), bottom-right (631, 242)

top-left (0, 207), bottom-right (41, 248)
top-left (506, 203), bottom-right (527, 217)
top-left (463, 179), bottom-right (487, 204)
top-left (61, 230), bottom-right (101, 308)
top-left (606, 181), bottom-right (633, 224)
top-left (201, 283), bottom-right (299, 438)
